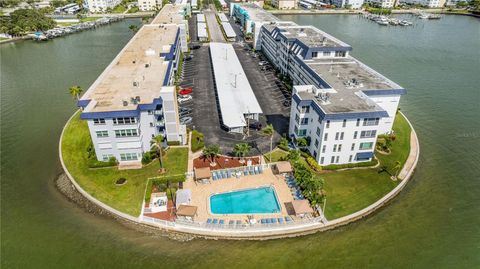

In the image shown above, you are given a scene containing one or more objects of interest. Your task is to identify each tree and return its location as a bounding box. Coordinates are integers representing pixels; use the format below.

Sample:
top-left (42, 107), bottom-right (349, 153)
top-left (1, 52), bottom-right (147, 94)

top-left (129, 24), bottom-right (139, 33)
top-left (286, 149), bottom-right (300, 163)
top-left (68, 85), bottom-right (83, 101)
top-left (202, 144), bottom-right (221, 166)
top-left (150, 135), bottom-right (165, 171)
top-left (296, 137), bottom-right (307, 148)
top-left (233, 143), bottom-right (251, 163)
top-left (261, 124), bottom-right (274, 162)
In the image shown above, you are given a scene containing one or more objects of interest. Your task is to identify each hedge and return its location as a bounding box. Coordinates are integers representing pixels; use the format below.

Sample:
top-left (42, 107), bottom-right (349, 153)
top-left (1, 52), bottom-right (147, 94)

top-left (322, 159), bottom-right (378, 170)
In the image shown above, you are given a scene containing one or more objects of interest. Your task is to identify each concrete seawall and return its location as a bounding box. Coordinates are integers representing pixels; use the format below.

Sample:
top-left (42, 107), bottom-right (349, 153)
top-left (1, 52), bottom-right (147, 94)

top-left (58, 110), bottom-right (420, 240)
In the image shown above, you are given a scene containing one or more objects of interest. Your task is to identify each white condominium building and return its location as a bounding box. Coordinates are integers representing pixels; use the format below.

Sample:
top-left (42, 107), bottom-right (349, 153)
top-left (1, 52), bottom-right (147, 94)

top-left (151, 4), bottom-right (190, 52)
top-left (364, 0), bottom-right (395, 8)
top-left (138, 0), bottom-right (162, 11)
top-left (78, 9), bottom-right (189, 164)
top-left (85, 0), bottom-right (121, 12)
top-left (259, 22), bottom-right (406, 165)
top-left (330, 0), bottom-right (364, 8)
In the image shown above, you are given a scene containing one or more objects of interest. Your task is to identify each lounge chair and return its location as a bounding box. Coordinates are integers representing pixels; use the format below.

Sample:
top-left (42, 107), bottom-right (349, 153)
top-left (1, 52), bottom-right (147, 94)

top-left (249, 167), bottom-right (254, 175)
top-left (253, 166), bottom-right (258, 174)
top-left (229, 220), bottom-right (234, 226)
top-left (278, 218), bottom-right (284, 224)
top-left (261, 219), bottom-right (266, 224)
top-left (207, 218), bottom-right (213, 224)
top-left (227, 170), bottom-right (232, 178)
top-left (258, 166), bottom-right (263, 173)
top-left (236, 220), bottom-right (242, 226)
top-left (224, 170), bottom-right (229, 178)
top-left (212, 173), bottom-right (217, 181)
top-left (285, 216), bottom-right (293, 222)
top-left (219, 219), bottom-right (225, 225)
top-left (271, 218), bottom-right (277, 224)
top-left (266, 218), bottom-right (271, 224)
top-left (213, 219), bottom-right (218, 224)
top-left (243, 168), bottom-right (248, 176)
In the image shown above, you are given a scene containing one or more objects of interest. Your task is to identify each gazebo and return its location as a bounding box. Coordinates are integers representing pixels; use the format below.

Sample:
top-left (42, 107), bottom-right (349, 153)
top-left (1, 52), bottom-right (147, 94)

top-left (194, 167), bottom-right (211, 182)
top-left (176, 205), bottom-right (198, 221)
top-left (275, 161), bottom-right (293, 175)
top-left (290, 200), bottom-right (314, 217)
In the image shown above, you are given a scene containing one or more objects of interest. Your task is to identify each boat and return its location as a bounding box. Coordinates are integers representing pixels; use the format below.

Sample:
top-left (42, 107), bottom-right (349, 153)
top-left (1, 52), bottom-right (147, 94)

top-left (399, 20), bottom-right (412, 26)
top-left (428, 14), bottom-right (441, 19)
top-left (418, 12), bottom-right (430, 19)
top-left (376, 16), bottom-right (389, 26)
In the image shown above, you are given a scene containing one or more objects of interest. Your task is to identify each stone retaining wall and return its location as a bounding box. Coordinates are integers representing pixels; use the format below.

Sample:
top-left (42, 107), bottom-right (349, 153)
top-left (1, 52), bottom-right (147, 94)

top-left (58, 111), bottom-right (419, 240)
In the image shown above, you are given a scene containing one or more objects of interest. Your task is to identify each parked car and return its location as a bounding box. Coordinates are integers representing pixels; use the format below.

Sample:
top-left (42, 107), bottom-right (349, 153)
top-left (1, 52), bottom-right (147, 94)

top-left (178, 95), bottom-right (192, 104)
top-left (180, 116), bottom-right (193, 125)
top-left (259, 61), bottom-right (268, 66)
top-left (179, 107), bottom-right (192, 113)
top-left (185, 54), bottom-right (194, 61)
top-left (179, 88), bottom-right (193, 95)
top-left (249, 121), bottom-right (263, 131)
top-left (189, 42), bottom-right (201, 50)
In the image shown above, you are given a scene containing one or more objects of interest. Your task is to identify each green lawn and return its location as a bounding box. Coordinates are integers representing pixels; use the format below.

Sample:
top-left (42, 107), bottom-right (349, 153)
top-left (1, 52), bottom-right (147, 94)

top-left (112, 5), bottom-right (127, 13)
top-left (264, 148), bottom-right (288, 162)
top-left (318, 112), bottom-right (412, 219)
top-left (61, 112), bottom-right (188, 216)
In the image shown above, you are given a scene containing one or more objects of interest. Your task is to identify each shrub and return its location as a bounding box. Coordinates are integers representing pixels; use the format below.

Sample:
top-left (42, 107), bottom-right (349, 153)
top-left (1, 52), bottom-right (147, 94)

top-left (322, 159), bottom-right (378, 170)
top-left (167, 141), bottom-right (180, 146)
top-left (278, 144), bottom-right (289, 151)
top-left (141, 151), bottom-right (154, 165)
top-left (191, 130), bottom-right (204, 152)
top-left (88, 156), bottom-right (118, 168)
top-left (306, 157), bottom-right (322, 172)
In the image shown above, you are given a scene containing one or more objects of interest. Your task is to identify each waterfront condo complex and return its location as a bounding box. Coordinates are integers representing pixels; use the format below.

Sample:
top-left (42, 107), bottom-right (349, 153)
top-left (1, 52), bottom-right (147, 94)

top-left (229, 3), bottom-right (406, 165)
top-left (78, 4), bottom-right (190, 163)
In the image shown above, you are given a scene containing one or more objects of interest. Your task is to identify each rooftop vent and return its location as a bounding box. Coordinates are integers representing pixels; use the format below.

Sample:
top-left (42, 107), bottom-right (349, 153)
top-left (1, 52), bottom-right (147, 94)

top-left (130, 97), bottom-right (138, 105)
top-left (135, 96), bottom-right (141, 102)
top-left (145, 63), bottom-right (150, 68)
top-left (145, 48), bottom-right (155, 56)
top-left (133, 81), bottom-right (139, 87)
top-left (122, 100), bottom-right (128, 106)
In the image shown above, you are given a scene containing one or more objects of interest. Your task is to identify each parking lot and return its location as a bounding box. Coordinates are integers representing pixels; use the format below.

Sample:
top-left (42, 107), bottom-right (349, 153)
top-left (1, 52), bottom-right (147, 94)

top-left (177, 15), bottom-right (292, 156)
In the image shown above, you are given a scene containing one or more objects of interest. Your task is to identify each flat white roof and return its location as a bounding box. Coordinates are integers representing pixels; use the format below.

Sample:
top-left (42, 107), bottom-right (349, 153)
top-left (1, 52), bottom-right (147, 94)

top-left (209, 43), bottom-right (262, 128)
top-left (221, 22), bottom-right (236, 38)
top-left (218, 13), bottom-right (229, 22)
top-left (197, 22), bottom-right (208, 38)
top-left (191, 0), bottom-right (197, 7)
top-left (196, 13), bottom-right (205, 22)
top-left (219, 0), bottom-right (227, 6)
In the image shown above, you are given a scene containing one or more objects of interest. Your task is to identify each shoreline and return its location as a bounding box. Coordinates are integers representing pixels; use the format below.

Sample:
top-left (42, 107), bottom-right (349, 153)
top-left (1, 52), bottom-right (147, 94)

top-left (270, 9), bottom-right (480, 18)
top-left (58, 110), bottom-right (420, 240)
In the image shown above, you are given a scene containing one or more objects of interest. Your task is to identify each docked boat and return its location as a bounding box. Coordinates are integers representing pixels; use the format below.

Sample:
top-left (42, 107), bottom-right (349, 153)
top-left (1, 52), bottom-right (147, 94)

top-left (376, 16), bottom-right (389, 26)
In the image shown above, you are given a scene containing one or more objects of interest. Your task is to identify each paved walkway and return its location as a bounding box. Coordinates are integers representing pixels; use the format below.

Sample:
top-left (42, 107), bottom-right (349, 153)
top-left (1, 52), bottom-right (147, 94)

top-left (398, 128), bottom-right (419, 180)
top-left (204, 10), bottom-right (225, 43)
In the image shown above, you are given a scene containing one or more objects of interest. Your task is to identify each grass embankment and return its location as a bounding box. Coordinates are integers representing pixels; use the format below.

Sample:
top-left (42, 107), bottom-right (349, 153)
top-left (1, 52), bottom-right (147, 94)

top-left (264, 113), bottom-right (412, 220)
top-left (61, 112), bottom-right (188, 216)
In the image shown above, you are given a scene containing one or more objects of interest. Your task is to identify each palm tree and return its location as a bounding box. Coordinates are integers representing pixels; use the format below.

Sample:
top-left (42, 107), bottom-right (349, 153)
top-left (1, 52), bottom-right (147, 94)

top-left (202, 145), bottom-right (221, 166)
top-left (233, 143), bottom-right (251, 163)
top-left (392, 161), bottom-right (402, 180)
top-left (286, 149), bottom-right (300, 163)
top-left (261, 124), bottom-right (274, 162)
top-left (69, 85), bottom-right (83, 101)
top-left (150, 135), bottom-right (165, 171)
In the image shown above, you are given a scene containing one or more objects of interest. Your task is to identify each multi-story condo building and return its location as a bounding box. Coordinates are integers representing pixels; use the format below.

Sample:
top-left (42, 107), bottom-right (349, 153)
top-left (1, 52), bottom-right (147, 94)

top-left (398, 0), bottom-right (443, 7)
top-left (84, 0), bottom-right (121, 12)
top-left (137, 0), bottom-right (162, 11)
top-left (330, 0), bottom-right (364, 8)
top-left (271, 0), bottom-right (297, 9)
top-left (78, 7), bottom-right (188, 164)
top-left (364, 0), bottom-right (395, 8)
top-left (259, 22), bottom-right (406, 165)
top-left (151, 4), bottom-right (190, 53)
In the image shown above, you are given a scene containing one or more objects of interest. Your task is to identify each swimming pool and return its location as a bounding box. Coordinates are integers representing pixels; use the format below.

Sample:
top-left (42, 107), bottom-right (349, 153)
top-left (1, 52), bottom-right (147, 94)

top-left (209, 186), bottom-right (281, 214)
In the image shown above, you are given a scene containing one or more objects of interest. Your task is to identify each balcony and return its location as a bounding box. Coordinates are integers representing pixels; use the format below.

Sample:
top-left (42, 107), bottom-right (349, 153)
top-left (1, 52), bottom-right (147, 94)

top-left (155, 119), bottom-right (165, 127)
top-left (154, 110), bottom-right (163, 116)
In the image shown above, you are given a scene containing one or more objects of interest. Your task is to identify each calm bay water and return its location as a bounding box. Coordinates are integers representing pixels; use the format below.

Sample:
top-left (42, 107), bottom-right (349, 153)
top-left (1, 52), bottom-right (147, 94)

top-left (1, 15), bottom-right (479, 268)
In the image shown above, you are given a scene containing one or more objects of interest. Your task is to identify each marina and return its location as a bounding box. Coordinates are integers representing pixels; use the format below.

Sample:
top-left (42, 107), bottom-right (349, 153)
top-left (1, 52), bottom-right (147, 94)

top-left (361, 13), bottom-right (413, 26)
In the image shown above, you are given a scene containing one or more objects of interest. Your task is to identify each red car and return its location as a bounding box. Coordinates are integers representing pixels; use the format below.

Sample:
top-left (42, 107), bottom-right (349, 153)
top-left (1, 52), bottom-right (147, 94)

top-left (179, 88), bottom-right (193, 95)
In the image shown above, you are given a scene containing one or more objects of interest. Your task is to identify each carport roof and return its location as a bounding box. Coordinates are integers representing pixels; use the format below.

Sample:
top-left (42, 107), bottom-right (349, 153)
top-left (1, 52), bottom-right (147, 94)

top-left (209, 43), bottom-right (262, 128)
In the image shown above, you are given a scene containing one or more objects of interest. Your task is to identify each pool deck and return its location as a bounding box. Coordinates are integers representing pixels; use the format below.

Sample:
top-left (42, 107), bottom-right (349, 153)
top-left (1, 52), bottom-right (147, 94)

top-left (183, 167), bottom-right (295, 223)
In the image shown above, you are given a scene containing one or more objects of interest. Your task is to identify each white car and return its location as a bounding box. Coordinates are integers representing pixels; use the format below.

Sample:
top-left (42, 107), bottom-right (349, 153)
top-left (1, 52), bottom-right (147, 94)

top-left (259, 61), bottom-right (269, 66)
top-left (177, 95), bottom-right (192, 104)
top-left (180, 116), bottom-right (193, 125)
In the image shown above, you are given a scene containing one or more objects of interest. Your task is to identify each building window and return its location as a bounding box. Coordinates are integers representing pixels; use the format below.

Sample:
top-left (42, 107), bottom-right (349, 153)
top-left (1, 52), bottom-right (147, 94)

top-left (353, 131), bottom-right (358, 139)
top-left (363, 118), bottom-right (380, 126)
top-left (326, 120), bottom-right (330, 128)
top-left (102, 154), bottom-right (114, 161)
top-left (322, 145), bottom-right (326, 153)
top-left (324, 133), bottom-right (328, 141)
top-left (360, 130), bottom-right (377, 138)
top-left (114, 129), bottom-right (138, 137)
top-left (342, 119), bottom-right (347, 127)
top-left (338, 144), bottom-right (342, 152)
top-left (93, 118), bottom-right (106, 125)
top-left (351, 143), bottom-right (355, 151)
top-left (313, 151), bottom-right (317, 158)
top-left (335, 132), bottom-right (339, 140)
top-left (335, 51), bottom-right (346, 57)
top-left (96, 130), bottom-right (109, 137)
top-left (323, 51), bottom-right (331, 56)
top-left (333, 144), bottom-right (337, 152)
top-left (359, 142), bottom-right (373, 150)
top-left (340, 132), bottom-right (344, 140)
top-left (300, 118), bottom-right (309, 125)
top-left (295, 114), bottom-right (300, 124)
top-left (356, 118), bottom-right (360, 127)
top-left (299, 106), bottom-right (310, 113)
top-left (316, 127), bottom-right (321, 136)
top-left (320, 157), bottom-right (324, 164)
top-left (311, 51), bottom-right (318, 58)
top-left (113, 117), bottom-right (136, 125)
top-left (120, 153), bottom-right (138, 161)
top-left (331, 156), bottom-right (335, 163)
top-left (298, 129), bottom-right (307, 137)
top-left (336, 156), bottom-right (340, 163)
top-left (314, 139), bottom-right (319, 147)
top-left (349, 155), bottom-right (353, 162)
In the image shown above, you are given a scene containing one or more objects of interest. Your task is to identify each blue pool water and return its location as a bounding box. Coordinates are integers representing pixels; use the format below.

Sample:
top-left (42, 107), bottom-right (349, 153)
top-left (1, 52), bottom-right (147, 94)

top-left (210, 187), bottom-right (281, 214)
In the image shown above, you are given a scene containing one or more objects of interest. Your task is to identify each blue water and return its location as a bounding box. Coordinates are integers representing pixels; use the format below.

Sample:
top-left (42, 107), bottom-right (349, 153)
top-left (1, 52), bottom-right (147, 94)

top-left (210, 187), bottom-right (281, 214)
